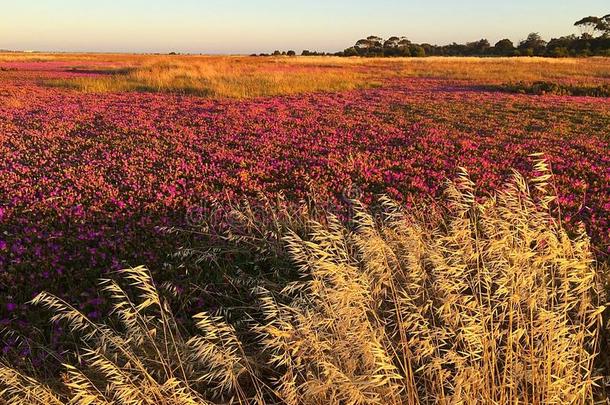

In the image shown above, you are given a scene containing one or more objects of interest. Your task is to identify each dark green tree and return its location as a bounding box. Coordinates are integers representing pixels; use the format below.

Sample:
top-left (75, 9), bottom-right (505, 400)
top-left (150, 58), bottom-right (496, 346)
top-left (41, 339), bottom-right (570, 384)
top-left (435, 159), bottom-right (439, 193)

top-left (575, 15), bottom-right (610, 37)
top-left (409, 45), bottom-right (426, 57)
top-left (518, 33), bottom-right (547, 55)
top-left (493, 39), bottom-right (515, 55)
top-left (466, 39), bottom-right (491, 55)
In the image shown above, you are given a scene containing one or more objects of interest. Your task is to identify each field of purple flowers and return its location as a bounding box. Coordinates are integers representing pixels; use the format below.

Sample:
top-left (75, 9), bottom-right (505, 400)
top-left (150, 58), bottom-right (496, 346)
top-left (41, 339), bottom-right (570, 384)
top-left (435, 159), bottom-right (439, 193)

top-left (0, 58), bottom-right (609, 324)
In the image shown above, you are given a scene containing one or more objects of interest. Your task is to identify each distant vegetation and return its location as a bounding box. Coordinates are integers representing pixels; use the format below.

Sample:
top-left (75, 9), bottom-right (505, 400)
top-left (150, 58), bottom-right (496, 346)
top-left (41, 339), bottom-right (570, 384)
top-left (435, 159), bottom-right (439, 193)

top-left (280, 14), bottom-right (610, 58)
top-left (496, 81), bottom-right (610, 97)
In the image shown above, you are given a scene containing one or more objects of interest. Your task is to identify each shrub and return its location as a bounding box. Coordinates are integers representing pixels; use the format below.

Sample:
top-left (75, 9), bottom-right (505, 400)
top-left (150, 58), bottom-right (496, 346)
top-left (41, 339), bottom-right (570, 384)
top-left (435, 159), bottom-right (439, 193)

top-left (497, 81), bottom-right (610, 97)
top-left (409, 45), bottom-right (426, 57)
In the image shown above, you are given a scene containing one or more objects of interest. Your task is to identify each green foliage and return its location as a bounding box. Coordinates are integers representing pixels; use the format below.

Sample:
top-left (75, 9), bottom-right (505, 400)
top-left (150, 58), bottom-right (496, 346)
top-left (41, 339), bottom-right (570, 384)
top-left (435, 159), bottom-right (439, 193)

top-left (494, 38), bottom-right (515, 55)
top-left (409, 45), bottom-right (426, 57)
top-left (498, 81), bottom-right (610, 97)
top-left (340, 15), bottom-right (610, 58)
top-left (575, 15), bottom-right (610, 36)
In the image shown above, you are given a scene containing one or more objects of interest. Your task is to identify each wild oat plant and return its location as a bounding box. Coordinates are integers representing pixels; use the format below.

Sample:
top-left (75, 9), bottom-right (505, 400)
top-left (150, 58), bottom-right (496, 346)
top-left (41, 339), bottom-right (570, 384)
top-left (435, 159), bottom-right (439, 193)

top-left (0, 266), bottom-right (262, 405)
top-left (1, 164), bottom-right (606, 404)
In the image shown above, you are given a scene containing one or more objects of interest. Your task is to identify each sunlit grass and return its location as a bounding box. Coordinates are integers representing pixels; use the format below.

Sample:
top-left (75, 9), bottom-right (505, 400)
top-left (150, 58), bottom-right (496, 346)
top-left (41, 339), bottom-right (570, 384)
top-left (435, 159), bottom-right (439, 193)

top-left (3, 52), bottom-right (610, 97)
top-left (252, 55), bottom-right (610, 84)
top-left (393, 56), bottom-right (610, 83)
top-left (44, 57), bottom-right (378, 98)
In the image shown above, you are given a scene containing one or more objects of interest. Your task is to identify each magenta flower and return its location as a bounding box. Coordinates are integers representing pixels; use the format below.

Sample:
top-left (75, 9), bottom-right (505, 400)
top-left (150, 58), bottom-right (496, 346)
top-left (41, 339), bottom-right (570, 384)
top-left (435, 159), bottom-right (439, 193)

top-left (0, 59), bottom-right (608, 320)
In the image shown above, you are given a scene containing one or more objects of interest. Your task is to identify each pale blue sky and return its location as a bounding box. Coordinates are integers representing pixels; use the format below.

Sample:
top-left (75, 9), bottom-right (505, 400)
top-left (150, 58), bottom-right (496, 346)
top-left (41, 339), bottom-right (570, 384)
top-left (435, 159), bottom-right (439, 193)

top-left (1, 1), bottom-right (607, 53)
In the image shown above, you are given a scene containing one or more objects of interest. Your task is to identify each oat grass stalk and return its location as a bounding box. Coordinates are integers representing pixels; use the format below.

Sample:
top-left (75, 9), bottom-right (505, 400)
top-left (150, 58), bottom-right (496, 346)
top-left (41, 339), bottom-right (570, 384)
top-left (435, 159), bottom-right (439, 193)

top-left (259, 165), bottom-right (605, 404)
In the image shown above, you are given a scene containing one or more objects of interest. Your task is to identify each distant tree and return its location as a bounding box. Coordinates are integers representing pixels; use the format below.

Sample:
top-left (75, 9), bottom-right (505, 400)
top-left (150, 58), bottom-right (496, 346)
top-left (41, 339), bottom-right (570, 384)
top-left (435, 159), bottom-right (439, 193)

top-left (604, 14), bottom-right (610, 35)
top-left (286, 50), bottom-right (296, 56)
top-left (410, 45), bottom-right (426, 57)
top-left (333, 16), bottom-right (610, 59)
top-left (466, 39), bottom-right (491, 55)
top-left (383, 36), bottom-right (401, 49)
top-left (397, 37), bottom-right (412, 48)
top-left (546, 35), bottom-right (577, 57)
top-left (442, 42), bottom-right (468, 56)
top-left (355, 39), bottom-right (370, 49)
top-left (301, 50), bottom-right (326, 56)
top-left (383, 36), bottom-right (400, 56)
top-left (574, 15), bottom-right (610, 37)
top-left (343, 46), bottom-right (358, 56)
top-left (581, 32), bottom-right (594, 40)
top-left (419, 43), bottom-right (437, 56)
top-left (575, 16), bottom-right (601, 36)
top-left (272, 50), bottom-right (282, 56)
top-left (494, 38), bottom-right (515, 55)
top-left (353, 35), bottom-right (384, 56)
top-left (366, 35), bottom-right (384, 47)
top-left (518, 33), bottom-right (547, 55)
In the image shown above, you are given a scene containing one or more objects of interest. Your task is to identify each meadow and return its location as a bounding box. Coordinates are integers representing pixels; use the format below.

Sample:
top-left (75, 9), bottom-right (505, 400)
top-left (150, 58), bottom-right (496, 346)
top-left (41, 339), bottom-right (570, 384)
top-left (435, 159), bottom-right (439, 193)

top-left (0, 54), bottom-right (609, 403)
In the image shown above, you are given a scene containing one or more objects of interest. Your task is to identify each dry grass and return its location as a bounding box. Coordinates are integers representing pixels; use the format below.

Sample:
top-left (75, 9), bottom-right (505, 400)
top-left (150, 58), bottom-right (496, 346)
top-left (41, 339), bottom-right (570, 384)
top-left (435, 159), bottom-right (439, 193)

top-left (392, 56), bottom-right (610, 83)
top-left (44, 57), bottom-right (376, 98)
top-left (281, 55), bottom-right (610, 83)
top-left (1, 266), bottom-right (260, 404)
top-left (258, 161), bottom-right (605, 404)
top-left (3, 52), bottom-right (608, 97)
top-left (0, 161), bottom-right (607, 404)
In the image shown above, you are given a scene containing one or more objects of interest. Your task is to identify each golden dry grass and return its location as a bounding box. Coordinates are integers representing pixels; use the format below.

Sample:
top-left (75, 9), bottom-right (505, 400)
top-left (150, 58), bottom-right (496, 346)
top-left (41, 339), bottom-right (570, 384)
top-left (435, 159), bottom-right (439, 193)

top-left (390, 56), bottom-right (610, 83)
top-left (280, 55), bottom-right (610, 82)
top-left (44, 57), bottom-right (377, 98)
top-left (0, 161), bottom-right (606, 404)
top-left (3, 52), bottom-right (609, 98)
top-left (258, 162), bottom-right (605, 404)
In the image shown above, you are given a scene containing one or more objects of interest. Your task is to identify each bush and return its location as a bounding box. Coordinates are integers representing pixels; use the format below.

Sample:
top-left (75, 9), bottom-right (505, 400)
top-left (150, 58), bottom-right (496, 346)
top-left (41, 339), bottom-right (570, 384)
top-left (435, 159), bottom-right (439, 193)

top-left (497, 81), bottom-right (610, 97)
top-left (549, 46), bottom-right (570, 57)
top-left (410, 45), bottom-right (426, 57)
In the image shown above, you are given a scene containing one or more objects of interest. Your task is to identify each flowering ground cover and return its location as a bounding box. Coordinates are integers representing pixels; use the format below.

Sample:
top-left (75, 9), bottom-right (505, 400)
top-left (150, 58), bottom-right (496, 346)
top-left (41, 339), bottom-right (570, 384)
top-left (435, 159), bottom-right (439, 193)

top-left (0, 56), bottom-right (609, 322)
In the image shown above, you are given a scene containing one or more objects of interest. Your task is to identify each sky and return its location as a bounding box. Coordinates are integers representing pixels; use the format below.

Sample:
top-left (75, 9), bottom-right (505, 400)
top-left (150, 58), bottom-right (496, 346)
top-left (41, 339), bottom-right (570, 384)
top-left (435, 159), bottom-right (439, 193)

top-left (1, 1), bottom-right (607, 54)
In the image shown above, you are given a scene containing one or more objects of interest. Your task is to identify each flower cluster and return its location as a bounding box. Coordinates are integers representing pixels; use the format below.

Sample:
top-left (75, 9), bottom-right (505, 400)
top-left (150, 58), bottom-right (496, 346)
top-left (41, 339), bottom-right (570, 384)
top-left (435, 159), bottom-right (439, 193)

top-left (0, 61), bottom-right (608, 320)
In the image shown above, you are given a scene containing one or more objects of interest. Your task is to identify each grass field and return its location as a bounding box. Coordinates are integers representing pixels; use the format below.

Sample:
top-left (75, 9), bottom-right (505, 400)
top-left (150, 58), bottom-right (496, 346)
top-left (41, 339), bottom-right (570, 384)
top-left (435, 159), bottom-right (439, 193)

top-left (3, 53), bottom-right (610, 97)
top-left (0, 53), bottom-right (609, 403)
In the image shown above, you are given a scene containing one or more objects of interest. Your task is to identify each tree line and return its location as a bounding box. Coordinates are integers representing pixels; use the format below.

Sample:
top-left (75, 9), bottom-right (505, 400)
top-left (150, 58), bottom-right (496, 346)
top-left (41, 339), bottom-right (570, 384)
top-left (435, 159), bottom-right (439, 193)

top-left (258, 14), bottom-right (610, 57)
top-left (343, 15), bottom-right (610, 57)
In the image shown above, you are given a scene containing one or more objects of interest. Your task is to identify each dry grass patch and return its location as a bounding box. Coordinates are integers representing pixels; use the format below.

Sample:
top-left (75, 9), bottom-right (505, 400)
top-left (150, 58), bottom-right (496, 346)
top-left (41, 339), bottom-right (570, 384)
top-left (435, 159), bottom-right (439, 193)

top-left (393, 56), bottom-right (610, 84)
top-left (45, 57), bottom-right (376, 98)
top-left (5, 52), bottom-right (608, 96)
